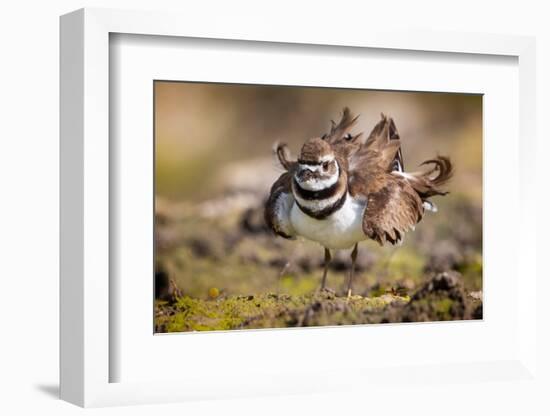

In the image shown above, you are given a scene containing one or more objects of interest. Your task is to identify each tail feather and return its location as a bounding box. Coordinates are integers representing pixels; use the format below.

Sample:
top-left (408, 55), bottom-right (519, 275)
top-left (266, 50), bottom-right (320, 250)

top-left (274, 142), bottom-right (294, 171)
top-left (401, 155), bottom-right (453, 199)
top-left (419, 156), bottom-right (453, 188)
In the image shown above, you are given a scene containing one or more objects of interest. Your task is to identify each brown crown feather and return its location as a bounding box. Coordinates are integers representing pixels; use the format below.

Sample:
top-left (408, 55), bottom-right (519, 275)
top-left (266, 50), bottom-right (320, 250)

top-left (298, 138), bottom-right (333, 163)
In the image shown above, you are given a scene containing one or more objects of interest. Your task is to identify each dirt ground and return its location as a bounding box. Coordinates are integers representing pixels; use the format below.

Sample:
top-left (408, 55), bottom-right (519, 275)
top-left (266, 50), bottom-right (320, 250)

top-left (154, 187), bottom-right (482, 332)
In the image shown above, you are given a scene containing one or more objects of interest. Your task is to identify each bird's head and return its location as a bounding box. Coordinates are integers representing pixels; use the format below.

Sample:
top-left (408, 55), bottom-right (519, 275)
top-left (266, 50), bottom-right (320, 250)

top-left (294, 138), bottom-right (340, 192)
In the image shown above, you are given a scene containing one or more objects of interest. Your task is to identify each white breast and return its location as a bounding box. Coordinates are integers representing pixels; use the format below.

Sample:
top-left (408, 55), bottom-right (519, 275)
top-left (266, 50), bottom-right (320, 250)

top-left (290, 194), bottom-right (367, 250)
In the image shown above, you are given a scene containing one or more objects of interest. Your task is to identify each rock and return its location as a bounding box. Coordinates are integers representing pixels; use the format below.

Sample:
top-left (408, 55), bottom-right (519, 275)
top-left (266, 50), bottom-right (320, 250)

top-left (472, 303), bottom-right (483, 319)
top-left (155, 264), bottom-right (183, 303)
top-left (155, 226), bottom-right (181, 252)
top-left (469, 291), bottom-right (483, 301)
top-left (188, 235), bottom-right (226, 260)
top-left (425, 239), bottom-right (464, 273)
top-left (188, 237), bottom-right (213, 257)
top-left (401, 271), bottom-right (469, 322)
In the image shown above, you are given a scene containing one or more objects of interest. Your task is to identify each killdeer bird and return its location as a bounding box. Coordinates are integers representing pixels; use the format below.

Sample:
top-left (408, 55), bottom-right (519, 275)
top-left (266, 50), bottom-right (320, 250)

top-left (265, 108), bottom-right (453, 297)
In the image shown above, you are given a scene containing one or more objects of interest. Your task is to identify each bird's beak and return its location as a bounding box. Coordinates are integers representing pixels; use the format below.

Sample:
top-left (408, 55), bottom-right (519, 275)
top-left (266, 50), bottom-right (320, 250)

top-left (297, 168), bottom-right (314, 182)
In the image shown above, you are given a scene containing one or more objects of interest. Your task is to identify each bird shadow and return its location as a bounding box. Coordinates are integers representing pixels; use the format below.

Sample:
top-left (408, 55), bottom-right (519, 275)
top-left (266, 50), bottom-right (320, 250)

top-left (35, 383), bottom-right (59, 399)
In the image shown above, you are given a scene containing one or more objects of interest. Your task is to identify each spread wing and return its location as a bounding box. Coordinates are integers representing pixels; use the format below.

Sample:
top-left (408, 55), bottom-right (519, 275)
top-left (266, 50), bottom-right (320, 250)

top-left (347, 114), bottom-right (452, 245)
top-left (349, 113), bottom-right (403, 174)
top-left (351, 172), bottom-right (423, 245)
top-left (324, 109), bottom-right (403, 173)
top-left (345, 114), bottom-right (430, 245)
top-left (264, 145), bottom-right (296, 239)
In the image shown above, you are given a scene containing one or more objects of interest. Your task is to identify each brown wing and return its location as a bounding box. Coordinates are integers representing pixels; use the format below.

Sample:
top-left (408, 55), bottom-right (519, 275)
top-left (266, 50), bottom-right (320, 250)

top-left (348, 114), bottom-right (422, 245)
top-left (323, 107), bottom-right (364, 162)
top-left (348, 114), bottom-right (452, 245)
top-left (349, 113), bottom-right (403, 174)
top-left (264, 169), bottom-right (296, 240)
top-left (350, 172), bottom-right (423, 245)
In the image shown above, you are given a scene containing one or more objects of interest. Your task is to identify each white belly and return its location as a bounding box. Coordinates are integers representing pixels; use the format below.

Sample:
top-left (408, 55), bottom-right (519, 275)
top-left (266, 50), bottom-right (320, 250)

top-left (290, 194), bottom-right (367, 249)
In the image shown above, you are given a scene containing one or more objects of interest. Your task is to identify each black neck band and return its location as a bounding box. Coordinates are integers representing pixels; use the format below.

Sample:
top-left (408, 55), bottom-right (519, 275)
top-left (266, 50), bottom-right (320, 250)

top-left (296, 191), bottom-right (347, 220)
top-left (293, 177), bottom-right (341, 201)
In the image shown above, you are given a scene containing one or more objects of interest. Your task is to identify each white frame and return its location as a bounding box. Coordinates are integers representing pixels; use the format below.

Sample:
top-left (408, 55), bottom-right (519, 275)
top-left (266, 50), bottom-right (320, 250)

top-left (60, 8), bottom-right (537, 407)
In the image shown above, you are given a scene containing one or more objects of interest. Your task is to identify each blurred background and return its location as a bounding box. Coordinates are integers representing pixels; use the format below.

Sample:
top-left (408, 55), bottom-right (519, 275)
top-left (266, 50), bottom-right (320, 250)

top-left (154, 81), bottom-right (482, 306)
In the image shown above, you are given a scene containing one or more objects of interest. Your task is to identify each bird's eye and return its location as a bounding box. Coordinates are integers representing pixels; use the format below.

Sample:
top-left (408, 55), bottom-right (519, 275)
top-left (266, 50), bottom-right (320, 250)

top-left (322, 161), bottom-right (330, 171)
top-left (344, 133), bottom-right (353, 141)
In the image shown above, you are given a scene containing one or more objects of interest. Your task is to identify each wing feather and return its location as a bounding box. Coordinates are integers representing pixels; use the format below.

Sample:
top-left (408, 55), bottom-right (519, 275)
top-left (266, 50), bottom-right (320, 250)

top-left (347, 114), bottom-right (428, 245)
top-left (355, 173), bottom-right (423, 245)
top-left (323, 107), bottom-right (363, 161)
top-left (349, 113), bottom-right (403, 173)
top-left (264, 170), bottom-right (296, 239)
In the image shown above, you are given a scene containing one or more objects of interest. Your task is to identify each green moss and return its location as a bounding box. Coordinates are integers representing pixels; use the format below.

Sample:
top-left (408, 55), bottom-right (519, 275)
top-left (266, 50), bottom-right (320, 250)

top-left (461, 253), bottom-right (482, 273)
top-left (279, 274), bottom-right (319, 295)
top-left (368, 286), bottom-right (387, 297)
top-left (454, 253), bottom-right (483, 293)
top-left (155, 292), bottom-right (410, 332)
top-left (367, 248), bottom-right (426, 292)
top-left (385, 248), bottom-right (425, 278)
top-left (434, 298), bottom-right (454, 316)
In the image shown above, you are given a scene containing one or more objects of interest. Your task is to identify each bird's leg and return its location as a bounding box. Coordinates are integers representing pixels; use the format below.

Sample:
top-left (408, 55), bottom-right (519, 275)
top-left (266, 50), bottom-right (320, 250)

top-left (347, 243), bottom-right (358, 298)
top-left (320, 248), bottom-right (331, 290)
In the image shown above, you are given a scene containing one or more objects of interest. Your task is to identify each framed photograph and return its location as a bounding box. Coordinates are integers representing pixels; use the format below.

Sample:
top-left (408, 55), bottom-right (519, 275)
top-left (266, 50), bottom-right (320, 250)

top-left (153, 81), bottom-right (481, 333)
top-left (60, 8), bottom-right (538, 407)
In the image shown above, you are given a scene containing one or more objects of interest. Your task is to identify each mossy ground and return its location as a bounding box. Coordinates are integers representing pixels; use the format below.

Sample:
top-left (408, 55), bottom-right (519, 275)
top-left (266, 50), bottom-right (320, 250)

top-left (155, 192), bottom-right (482, 333)
top-left (155, 291), bottom-right (410, 332)
top-left (155, 271), bottom-right (481, 332)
